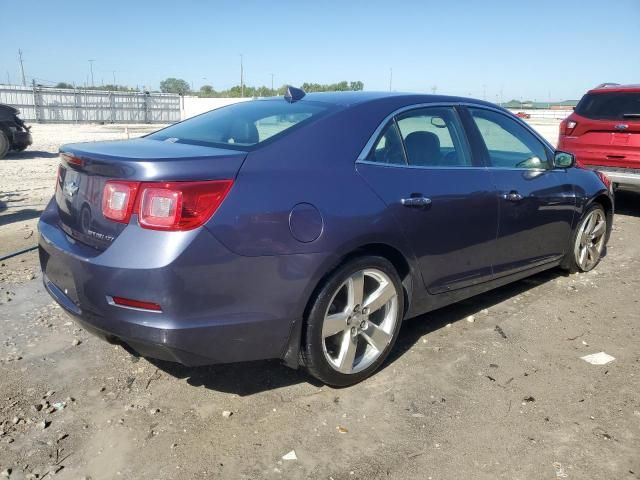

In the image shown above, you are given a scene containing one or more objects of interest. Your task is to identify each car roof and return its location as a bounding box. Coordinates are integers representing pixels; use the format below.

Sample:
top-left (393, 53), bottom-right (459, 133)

top-left (588, 84), bottom-right (640, 94)
top-left (270, 91), bottom-right (497, 109)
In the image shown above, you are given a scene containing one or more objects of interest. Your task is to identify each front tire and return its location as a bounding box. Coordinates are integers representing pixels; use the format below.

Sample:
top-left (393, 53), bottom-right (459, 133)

top-left (302, 256), bottom-right (404, 387)
top-left (563, 204), bottom-right (607, 273)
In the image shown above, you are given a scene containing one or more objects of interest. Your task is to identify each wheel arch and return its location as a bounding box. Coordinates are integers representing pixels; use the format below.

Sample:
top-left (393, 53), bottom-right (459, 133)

top-left (281, 241), bottom-right (416, 369)
top-left (587, 191), bottom-right (614, 242)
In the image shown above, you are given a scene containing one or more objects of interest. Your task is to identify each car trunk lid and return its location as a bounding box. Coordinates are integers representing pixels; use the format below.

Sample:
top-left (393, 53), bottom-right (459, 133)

top-left (55, 138), bottom-right (246, 251)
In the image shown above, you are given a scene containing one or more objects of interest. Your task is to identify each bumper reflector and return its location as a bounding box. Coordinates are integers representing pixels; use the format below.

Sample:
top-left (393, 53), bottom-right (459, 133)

top-left (108, 296), bottom-right (162, 312)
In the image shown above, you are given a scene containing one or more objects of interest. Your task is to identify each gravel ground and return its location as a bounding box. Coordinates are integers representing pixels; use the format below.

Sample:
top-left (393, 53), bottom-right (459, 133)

top-left (0, 121), bottom-right (639, 480)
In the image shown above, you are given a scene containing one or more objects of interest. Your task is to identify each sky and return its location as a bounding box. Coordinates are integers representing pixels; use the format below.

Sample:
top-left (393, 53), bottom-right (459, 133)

top-left (1, 0), bottom-right (639, 101)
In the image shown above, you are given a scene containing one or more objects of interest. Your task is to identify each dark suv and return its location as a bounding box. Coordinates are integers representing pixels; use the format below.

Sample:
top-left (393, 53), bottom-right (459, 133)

top-left (0, 104), bottom-right (32, 159)
top-left (558, 83), bottom-right (640, 190)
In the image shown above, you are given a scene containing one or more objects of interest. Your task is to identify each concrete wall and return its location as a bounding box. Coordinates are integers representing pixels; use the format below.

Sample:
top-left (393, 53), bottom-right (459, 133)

top-left (180, 97), bottom-right (252, 120)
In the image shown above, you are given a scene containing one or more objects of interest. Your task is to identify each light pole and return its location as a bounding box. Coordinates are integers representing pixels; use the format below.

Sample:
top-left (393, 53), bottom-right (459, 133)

top-left (88, 60), bottom-right (95, 87)
top-left (240, 54), bottom-right (244, 97)
top-left (18, 49), bottom-right (26, 86)
top-left (271, 73), bottom-right (274, 96)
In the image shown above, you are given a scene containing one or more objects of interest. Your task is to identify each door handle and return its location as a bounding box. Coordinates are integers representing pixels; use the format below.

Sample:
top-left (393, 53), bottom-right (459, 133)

top-left (401, 196), bottom-right (432, 208)
top-left (502, 191), bottom-right (523, 202)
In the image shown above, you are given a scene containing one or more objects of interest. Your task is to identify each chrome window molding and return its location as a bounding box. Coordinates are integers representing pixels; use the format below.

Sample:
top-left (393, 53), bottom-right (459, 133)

top-left (356, 101), bottom-right (556, 170)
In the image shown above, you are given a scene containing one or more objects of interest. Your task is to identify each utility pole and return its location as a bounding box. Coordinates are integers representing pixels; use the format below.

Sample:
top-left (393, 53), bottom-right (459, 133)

top-left (18, 49), bottom-right (26, 86)
top-left (389, 68), bottom-right (393, 92)
top-left (240, 54), bottom-right (244, 97)
top-left (6, 71), bottom-right (10, 85)
top-left (112, 71), bottom-right (117, 86)
top-left (270, 73), bottom-right (274, 95)
top-left (88, 59), bottom-right (95, 87)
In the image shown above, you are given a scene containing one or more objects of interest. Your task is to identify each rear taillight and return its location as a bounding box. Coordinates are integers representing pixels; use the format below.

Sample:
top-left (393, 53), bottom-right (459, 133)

top-left (101, 179), bottom-right (233, 230)
top-left (102, 181), bottom-right (140, 223)
top-left (559, 119), bottom-right (578, 136)
top-left (138, 180), bottom-right (233, 231)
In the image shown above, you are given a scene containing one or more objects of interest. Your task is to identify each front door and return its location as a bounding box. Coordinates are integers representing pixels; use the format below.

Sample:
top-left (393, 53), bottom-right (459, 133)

top-left (356, 106), bottom-right (498, 294)
top-left (464, 107), bottom-right (576, 277)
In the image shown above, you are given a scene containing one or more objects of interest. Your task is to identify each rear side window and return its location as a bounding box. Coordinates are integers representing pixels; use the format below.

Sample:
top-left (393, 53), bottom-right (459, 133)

top-left (469, 108), bottom-right (550, 170)
top-left (366, 121), bottom-right (406, 165)
top-left (148, 100), bottom-right (332, 150)
top-left (575, 92), bottom-right (640, 120)
top-left (395, 107), bottom-right (471, 167)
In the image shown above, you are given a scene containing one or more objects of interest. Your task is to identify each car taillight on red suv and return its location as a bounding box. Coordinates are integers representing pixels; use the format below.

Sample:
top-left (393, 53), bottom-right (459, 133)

top-left (559, 118), bottom-right (577, 137)
top-left (102, 180), bottom-right (233, 231)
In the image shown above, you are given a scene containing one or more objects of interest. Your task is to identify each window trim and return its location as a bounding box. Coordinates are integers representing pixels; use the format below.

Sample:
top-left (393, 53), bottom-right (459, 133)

top-left (357, 103), bottom-right (477, 169)
top-left (462, 105), bottom-right (555, 171)
top-left (356, 102), bottom-right (555, 171)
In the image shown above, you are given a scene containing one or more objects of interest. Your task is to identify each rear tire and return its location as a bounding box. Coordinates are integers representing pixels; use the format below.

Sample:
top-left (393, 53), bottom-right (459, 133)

top-left (302, 256), bottom-right (404, 387)
top-left (562, 204), bottom-right (607, 273)
top-left (0, 131), bottom-right (9, 159)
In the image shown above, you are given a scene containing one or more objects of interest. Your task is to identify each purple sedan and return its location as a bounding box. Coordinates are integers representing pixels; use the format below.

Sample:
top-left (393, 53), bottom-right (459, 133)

top-left (39, 88), bottom-right (613, 386)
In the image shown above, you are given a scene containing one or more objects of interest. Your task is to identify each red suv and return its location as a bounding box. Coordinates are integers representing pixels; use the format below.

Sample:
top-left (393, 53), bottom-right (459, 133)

top-left (558, 83), bottom-right (640, 189)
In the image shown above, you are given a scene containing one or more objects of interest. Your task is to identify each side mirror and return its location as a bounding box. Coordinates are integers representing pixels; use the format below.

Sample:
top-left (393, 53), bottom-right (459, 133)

top-left (553, 151), bottom-right (575, 169)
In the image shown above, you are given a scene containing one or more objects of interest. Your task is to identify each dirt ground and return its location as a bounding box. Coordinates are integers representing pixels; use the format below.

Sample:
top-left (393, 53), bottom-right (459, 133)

top-left (0, 121), bottom-right (639, 480)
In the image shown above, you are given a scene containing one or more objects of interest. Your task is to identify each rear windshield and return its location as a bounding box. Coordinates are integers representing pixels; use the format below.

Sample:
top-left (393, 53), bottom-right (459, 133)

top-left (148, 99), bottom-right (332, 150)
top-left (575, 92), bottom-right (640, 120)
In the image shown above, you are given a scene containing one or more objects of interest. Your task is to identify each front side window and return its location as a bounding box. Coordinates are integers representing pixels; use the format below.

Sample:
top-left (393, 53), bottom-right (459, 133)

top-left (148, 100), bottom-right (332, 150)
top-left (395, 107), bottom-right (471, 167)
top-left (469, 108), bottom-right (550, 170)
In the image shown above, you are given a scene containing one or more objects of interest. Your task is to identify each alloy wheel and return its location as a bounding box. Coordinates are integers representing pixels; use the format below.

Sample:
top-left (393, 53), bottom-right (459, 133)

top-left (321, 268), bottom-right (399, 374)
top-left (574, 208), bottom-right (606, 271)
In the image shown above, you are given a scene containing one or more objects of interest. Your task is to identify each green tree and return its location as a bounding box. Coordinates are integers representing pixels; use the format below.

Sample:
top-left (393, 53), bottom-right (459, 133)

top-left (160, 78), bottom-right (191, 95)
top-left (200, 85), bottom-right (216, 96)
top-left (55, 82), bottom-right (74, 89)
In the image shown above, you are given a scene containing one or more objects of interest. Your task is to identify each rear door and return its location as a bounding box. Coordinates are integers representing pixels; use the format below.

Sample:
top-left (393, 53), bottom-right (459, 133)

top-left (463, 107), bottom-right (575, 277)
top-left (356, 105), bottom-right (498, 294)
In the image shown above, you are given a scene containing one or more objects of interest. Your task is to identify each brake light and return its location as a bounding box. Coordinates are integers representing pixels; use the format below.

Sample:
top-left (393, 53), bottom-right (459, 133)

top-left (60, 153), bottom-right (84, 167)
top-left (138, 180), bottom-right (233, 230)
top-left (102, 181), bottom-right (140, 223)
top-left (101, 179), bottom-right (233, 230)
top-left (560, 119), bottom-right (578, 136)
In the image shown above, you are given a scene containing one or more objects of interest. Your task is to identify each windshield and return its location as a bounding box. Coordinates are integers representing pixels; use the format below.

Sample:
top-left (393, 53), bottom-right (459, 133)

top-left (575, 92), bottom-right (640, 120)
top-left (148, 99), bottom-right (333, 150)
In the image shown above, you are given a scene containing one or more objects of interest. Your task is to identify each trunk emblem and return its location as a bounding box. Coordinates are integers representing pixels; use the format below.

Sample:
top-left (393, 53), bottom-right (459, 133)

top-left (63, 180), bottom-right (79, 197)
top-left (614, 124), bottom-right (629, 130)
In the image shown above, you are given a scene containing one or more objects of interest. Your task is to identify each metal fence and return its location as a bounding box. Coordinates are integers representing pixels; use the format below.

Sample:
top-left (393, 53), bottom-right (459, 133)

top-left (0, 84), bottom-right (180, 124)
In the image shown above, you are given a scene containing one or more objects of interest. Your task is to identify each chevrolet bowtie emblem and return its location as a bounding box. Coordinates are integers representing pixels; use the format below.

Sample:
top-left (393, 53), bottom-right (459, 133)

top-left (63, 180), bottom-right (79, 197)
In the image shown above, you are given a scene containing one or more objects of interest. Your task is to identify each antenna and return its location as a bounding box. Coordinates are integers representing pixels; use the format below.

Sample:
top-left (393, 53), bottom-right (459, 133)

top-left (284, 85), bottom-right (305, 103)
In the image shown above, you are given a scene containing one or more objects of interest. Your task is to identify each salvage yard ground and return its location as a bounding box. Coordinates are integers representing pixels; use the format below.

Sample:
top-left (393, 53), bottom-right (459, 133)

top-left (0, 121), bottom-right (639, 479)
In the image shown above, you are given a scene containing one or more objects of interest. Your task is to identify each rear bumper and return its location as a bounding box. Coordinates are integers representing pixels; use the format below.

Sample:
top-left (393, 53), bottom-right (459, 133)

top-left (12, 130), bottom-right (32, 148)
top-left (585, 166), bottom-right (640, 188)
top-left (38, 198), bottom-right (329, 366)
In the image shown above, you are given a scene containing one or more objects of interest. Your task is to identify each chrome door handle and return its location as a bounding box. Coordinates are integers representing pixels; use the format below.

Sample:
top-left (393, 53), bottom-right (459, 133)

top-left (502, 191), bottom-right (523, 202)
top-left (401, 196), bottom-right (432, 208)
